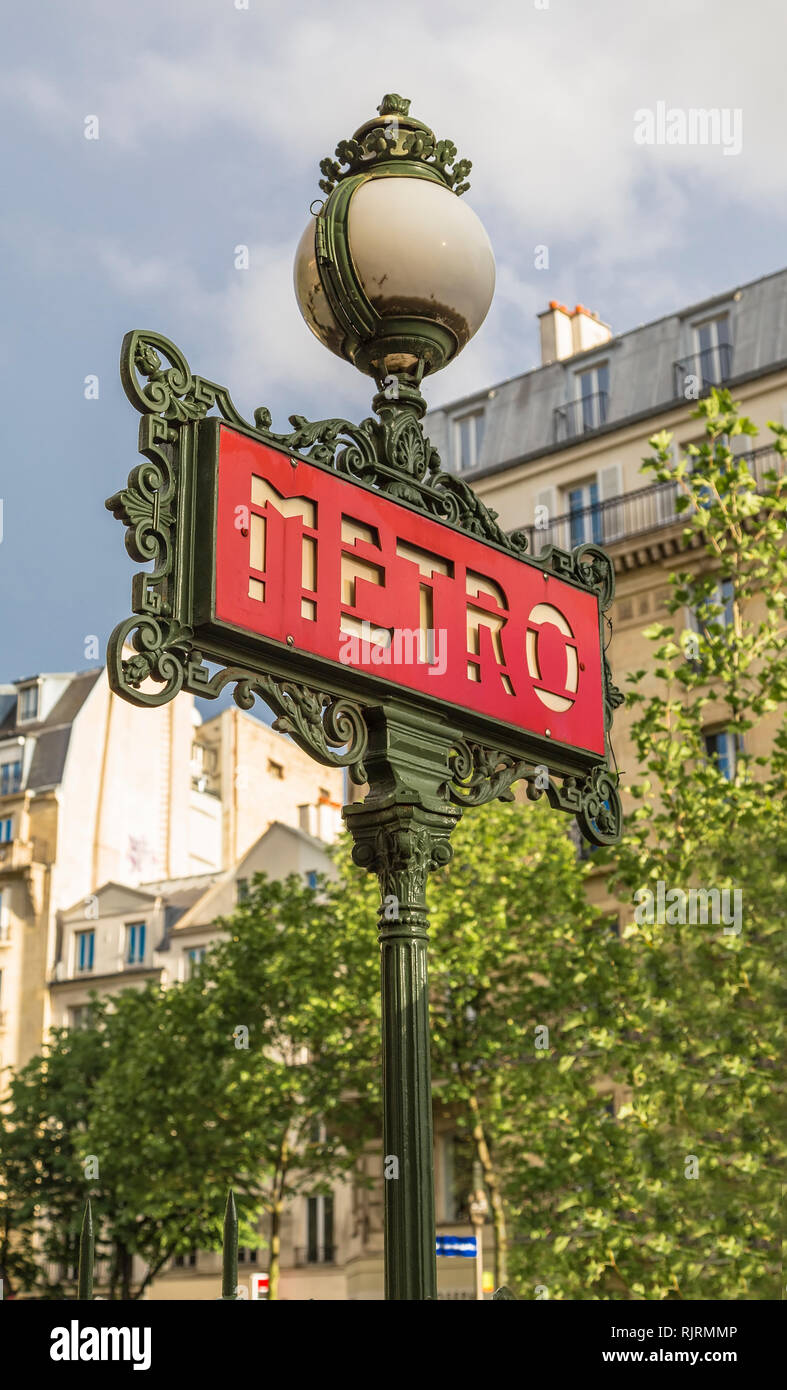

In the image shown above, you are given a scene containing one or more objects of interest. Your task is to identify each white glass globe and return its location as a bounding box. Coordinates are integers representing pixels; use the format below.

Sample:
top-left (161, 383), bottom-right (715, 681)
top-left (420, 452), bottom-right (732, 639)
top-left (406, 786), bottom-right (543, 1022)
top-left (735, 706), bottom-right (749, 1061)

top-left (294, 175), bottom-right (495, 372)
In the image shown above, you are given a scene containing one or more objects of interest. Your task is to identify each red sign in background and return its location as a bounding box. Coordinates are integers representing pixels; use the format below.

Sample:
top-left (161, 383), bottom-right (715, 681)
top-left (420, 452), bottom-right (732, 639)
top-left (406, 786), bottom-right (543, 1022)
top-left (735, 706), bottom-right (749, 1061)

top-left (214, 426), bottom-right (605, 756)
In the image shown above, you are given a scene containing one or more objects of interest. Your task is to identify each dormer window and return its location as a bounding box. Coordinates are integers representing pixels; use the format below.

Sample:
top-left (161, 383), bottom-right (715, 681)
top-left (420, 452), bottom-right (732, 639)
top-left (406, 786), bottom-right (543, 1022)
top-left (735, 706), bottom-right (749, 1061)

top-left (453, 409), bottom-right (485, 472)
top-left (17, 684), bottom-right (39, 723)
top-left (693, 314), bottom-right (731, 388)
top-left (575, 362), bottom-right (609, 431)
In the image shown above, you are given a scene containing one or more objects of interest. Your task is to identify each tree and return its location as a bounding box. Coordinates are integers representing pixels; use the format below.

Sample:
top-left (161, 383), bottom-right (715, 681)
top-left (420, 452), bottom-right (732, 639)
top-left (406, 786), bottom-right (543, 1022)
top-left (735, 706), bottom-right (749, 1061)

top-left (589, 390), bottom-right (787, 1299)
top-left (2, 872), bottom-right (380, 1299)
top-left (187, 870), bottom-right (380, 1299)
top-left (333, 797), bottom-right (620, 1293)
top-left (0, 1010), bottom-right (109, 1298)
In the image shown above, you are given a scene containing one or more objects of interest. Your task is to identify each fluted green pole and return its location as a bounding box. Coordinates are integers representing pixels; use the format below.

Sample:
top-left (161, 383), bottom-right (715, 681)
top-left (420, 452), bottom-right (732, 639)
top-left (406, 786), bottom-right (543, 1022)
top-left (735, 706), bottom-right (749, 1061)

top-left (345, 704), bottom-right (460, 1300)
top-left (77, 1199), bottom-right (94, 1300)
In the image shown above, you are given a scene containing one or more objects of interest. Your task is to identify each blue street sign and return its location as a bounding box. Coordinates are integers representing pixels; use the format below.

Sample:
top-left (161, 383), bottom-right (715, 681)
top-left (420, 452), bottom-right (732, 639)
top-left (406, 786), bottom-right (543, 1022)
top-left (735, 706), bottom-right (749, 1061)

top-left (435, 1235), bottom-right (477, 1258)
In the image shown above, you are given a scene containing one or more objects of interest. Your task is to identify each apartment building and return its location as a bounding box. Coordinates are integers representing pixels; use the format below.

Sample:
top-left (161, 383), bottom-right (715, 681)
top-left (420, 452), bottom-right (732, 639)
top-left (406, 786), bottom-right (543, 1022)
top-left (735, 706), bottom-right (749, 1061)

top-left (425, 267), bottom-right (787, 905)
top-left (0, 668), bottom-right (343, 1074)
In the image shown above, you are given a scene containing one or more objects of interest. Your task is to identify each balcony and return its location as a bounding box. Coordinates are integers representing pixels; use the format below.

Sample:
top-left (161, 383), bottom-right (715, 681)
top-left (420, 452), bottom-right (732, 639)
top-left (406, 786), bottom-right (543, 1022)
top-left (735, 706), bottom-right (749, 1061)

top-left (553, 390), bottom-right (609, 443)
top-left (293, 1245), bottom-right (336, 1267)
top-left (673, 343), bottom-right (733, 398)
top-left (520, 444), bottom-right (784, 555)
top-left (0, 839), bottom-right (34, 872)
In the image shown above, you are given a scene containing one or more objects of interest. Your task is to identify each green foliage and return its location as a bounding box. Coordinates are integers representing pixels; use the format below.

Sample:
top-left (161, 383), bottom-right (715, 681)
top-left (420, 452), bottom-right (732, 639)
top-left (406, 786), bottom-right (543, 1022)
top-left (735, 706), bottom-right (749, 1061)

top-left (0, 872), bottom-right (379, 1298)
top-left (499, 392), bottom-right (784, 1299)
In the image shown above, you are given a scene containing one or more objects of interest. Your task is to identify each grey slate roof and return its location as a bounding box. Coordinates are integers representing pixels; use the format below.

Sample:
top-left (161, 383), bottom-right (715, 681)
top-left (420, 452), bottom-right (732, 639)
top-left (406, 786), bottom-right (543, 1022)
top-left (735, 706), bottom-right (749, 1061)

top-left (0, 669), bottom-right (102, 790)
top-left (425, 267), bottom-right (787, 481)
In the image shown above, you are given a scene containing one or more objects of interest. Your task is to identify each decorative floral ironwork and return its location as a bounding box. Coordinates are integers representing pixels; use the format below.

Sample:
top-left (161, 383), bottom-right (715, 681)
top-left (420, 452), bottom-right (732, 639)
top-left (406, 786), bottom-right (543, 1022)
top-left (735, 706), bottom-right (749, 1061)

top-left (445, 740), bottom-right (622, 847)
top-left (115, 330), bottom-right (529, 559)
top-left (444, 741), bottom-right (531, 806)
top-left (106, 616), bottom-right (369, 784)
top-left (317, 94), bottom-right (472, 197)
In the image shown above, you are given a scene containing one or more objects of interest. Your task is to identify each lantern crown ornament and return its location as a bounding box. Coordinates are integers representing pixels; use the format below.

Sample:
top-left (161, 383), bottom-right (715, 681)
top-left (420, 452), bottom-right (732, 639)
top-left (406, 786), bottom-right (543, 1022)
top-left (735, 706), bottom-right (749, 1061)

top-left (294, 93), bottom-right (496, 384)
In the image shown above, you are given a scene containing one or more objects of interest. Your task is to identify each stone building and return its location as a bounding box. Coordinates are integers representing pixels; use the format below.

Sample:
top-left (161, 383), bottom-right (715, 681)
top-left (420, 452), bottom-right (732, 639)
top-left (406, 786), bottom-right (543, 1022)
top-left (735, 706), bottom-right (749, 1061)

top-left (0, 669), bottom-right (342, 1075)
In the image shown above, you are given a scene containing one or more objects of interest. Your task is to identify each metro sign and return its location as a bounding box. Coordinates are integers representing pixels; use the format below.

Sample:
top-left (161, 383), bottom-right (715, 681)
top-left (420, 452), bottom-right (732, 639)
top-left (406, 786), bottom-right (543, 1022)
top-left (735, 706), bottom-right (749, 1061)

top-left (210, 426), bottom-right (605, 757)
top-left (108, 330), bottom-right (622, 843)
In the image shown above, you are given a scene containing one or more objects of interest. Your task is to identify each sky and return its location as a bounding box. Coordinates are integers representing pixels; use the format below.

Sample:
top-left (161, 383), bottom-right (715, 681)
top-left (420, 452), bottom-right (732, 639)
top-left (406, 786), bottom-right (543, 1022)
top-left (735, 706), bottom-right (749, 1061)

top-left (1, 0), bottom-right (786, 694)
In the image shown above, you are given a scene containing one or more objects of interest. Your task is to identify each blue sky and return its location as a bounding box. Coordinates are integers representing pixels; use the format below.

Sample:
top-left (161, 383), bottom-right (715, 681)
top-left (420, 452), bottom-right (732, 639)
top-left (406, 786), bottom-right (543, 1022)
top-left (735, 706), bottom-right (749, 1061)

top-left (2, 0), bottom-right (785, 690)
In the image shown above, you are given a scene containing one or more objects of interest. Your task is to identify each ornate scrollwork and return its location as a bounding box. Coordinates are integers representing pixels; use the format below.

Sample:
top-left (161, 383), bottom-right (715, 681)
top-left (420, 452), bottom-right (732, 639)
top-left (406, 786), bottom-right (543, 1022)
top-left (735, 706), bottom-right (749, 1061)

top-left (116, 331), bottom-right (529, 560)
top-left (537, 541), bottom-right (616, 611)
top-left (444, 739), bottom-right (622, 846)
top-left (106, 618), bottom-right (369, 783)
top-left (106, 615), bottom-right (192, 708)
top-left (318, 94), bottom-right (472, 197)
top-left (444, 741), bottom-right (531, 806)
top-left (119, 329), bottom-right (274, 434)
top-left (527, 763), bottom-right (623, 847)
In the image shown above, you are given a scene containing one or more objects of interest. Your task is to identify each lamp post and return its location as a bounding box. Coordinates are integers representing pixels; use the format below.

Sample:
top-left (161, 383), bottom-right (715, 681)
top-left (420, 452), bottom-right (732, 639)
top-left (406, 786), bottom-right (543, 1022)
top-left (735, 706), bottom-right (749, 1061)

top-left (294, 94), bottom-right (497, 1303)
top-left (106, 91), bottom-right (622, 1305)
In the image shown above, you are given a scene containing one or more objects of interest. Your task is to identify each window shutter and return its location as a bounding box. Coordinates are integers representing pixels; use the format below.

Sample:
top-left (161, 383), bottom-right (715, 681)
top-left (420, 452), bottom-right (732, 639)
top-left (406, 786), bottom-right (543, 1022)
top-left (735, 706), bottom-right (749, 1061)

top-left (598, 464), bottom-right (623, 541)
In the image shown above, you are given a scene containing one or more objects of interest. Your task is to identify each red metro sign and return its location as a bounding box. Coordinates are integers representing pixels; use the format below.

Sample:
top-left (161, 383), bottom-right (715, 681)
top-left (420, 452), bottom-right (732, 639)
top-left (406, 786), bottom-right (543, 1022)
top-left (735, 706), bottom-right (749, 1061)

top-left (211, 425), bottom-right (606, 758)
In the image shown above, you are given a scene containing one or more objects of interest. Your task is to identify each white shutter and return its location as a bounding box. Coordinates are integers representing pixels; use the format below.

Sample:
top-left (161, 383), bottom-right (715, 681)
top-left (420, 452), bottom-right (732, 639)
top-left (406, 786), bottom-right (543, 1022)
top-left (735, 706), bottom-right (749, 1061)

top-left (533, 485), bottom-right (557, 551)
top-left (598, 464), bottom-right (623, 541)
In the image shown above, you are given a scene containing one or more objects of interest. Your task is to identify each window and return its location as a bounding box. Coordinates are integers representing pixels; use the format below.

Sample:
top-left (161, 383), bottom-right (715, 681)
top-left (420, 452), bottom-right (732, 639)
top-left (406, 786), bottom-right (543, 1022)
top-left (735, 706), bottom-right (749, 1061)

top-left (267, 759), bottom-right (284, 780)
top-left (693, 314), bottom-right (730, 387)
top-left (567, 479), bottom-right (603, 548)
top-left (17, 685), bottom-right (39, 723)
top-left (306, 1194), bottom-right (334, 1264)
top-left (236, 878), bottom-right (249, 904)
top-left (690, 577), bottom-right (734, 636)
top-left (306, 870), bottom-right (318, 890)
top-left (0, 759), bottom-right (22, 797)
top-left (238, 1247), bottom-right (258, 1265)
top-left (0, 818), bottom-right (12, 843)
top-left (453, 410), bottom-right (485, 472)
top-left (704, 729), bottom-right (741, 781)
top-left (126, 921), bottom-right (146, 965)
top-left (76, 929), bottom-right (95, 973)
top-left (576, 362), bottom-right (609, 431)
top-left (187, 946), bottom-right (207, 976)
top-left (69, 1004), bottom-right (92, 1031)
top-left (174, 1252), bottom-right (197, 1268)
top-left (0, 889), bottom-right (8, 943)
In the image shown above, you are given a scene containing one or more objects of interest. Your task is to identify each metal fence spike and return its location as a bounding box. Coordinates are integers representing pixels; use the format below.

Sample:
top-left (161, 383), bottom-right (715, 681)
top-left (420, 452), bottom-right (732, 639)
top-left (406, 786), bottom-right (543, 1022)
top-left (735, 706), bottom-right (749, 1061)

top-left (220, 1189), bottom-right (239, 1300)
top-left (77, 1198), bottom-right (94, 1300)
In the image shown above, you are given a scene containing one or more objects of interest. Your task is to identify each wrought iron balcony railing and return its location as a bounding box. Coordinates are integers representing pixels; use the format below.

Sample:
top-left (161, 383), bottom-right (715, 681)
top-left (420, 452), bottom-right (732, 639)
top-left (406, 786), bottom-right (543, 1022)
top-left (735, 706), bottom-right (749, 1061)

top-left (519, 444), bottom-right (784, 554)
top-left (672, 342), bottom-right (733, 398)
top-left (553, 390), bottom-right (609, 443)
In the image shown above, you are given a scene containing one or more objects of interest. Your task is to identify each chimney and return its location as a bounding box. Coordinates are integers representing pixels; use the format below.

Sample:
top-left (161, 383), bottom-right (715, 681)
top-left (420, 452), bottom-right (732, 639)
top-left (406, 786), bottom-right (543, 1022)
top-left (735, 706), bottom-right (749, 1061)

top-left (538, 301), bottom-right (612, 365)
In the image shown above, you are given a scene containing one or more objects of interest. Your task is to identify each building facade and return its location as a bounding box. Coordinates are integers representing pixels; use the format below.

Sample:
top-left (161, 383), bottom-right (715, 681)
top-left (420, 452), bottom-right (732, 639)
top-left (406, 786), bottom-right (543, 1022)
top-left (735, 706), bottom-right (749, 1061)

top-left (0, 669), bottom-right (343, 1076)
top-left (425, 267), bottom-right (787, 909)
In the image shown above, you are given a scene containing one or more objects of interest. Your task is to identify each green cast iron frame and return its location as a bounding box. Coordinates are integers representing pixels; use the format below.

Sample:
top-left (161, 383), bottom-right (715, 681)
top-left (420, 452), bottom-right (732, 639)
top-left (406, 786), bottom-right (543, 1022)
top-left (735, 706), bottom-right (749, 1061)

top-left (106, 327), bottom-right (623, 1302)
